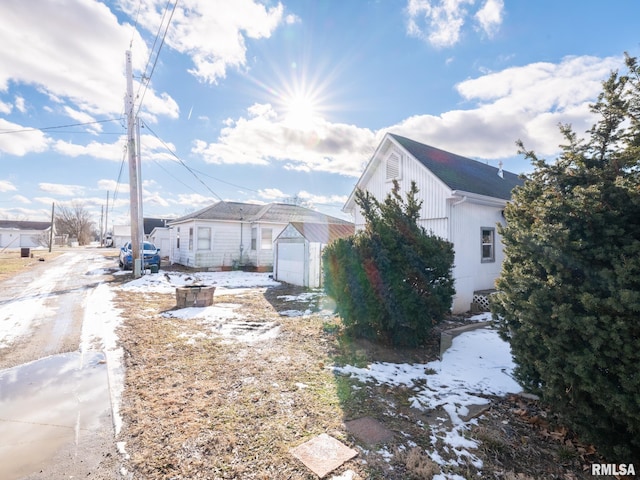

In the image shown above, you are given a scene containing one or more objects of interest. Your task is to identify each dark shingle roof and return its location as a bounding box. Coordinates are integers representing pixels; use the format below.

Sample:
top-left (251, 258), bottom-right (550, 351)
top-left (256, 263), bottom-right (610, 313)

top-left (170, 202), bottom-right (351, 225)
top-left (0, 220), bottom-right (51, 230)
top-left (287, 222), bottom-right (354, 244)
top-left (389, 134), bottom-right (524, 200)
top-left (143, 218), bottom-right (170, 235)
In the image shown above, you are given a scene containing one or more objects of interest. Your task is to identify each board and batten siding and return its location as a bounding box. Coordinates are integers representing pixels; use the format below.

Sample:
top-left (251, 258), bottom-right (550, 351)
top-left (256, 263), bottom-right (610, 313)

top-left (353, 147), bottom-right (450, 239)
top-left (449, 200), bottom-right (506, 311)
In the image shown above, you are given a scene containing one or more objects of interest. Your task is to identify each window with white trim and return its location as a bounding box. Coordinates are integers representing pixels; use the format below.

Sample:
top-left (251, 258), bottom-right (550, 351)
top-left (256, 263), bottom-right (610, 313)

top-left (261, 228), bottom-right (273, 249)
top-left (386, 152), bottom-right (401, 180)
top-left (251, 227), bottom-right (257, 250)
top-left (189, 227), bottom-right (193, 251)
top-left (481, 227), bottom-right (495, 263)
top-left (197, 227), bottom-right (211, 250)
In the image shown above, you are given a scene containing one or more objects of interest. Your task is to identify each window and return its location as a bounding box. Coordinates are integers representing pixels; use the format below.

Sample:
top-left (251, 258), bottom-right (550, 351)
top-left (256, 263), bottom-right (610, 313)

top-left (176, 227), bottom-right (180, 249)
top-left (386, 152), bottom-right (401, 180)
top-left (189, 227), bottom-right (193, 251)
top-left (481, 227), bottom-right (495, 263)
top-left (197, 227), bottom-right (211, 250)
top-left (261, 228), bottom-right (272, 249)
top-left (251, 227), bottom-right (257, 250)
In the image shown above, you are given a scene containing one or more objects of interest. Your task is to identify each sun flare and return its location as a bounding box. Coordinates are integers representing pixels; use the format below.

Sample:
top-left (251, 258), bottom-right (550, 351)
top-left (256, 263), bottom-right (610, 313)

top-left (283, 91), bottom-right (319, 128)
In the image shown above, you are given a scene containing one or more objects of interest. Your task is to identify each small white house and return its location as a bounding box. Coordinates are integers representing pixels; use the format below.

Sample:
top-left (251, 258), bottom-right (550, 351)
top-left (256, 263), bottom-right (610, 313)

top-left (0, 221), bottom-right (52, 248)
top-left (343, 133), bottom-right (524, 313)
top-left (168, 202), bottom-right (352, 271)
top-left (274, 222), bottom-right (355, 288)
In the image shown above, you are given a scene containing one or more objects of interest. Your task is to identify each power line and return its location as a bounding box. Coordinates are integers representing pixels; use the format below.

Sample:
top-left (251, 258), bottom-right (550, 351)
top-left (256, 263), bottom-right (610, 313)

top-left (135, 0), bottom-right (179, 118)
top-left (142, 121), bottom-right (225, 203)
top-left (0, 118), bottom-right (121, 135)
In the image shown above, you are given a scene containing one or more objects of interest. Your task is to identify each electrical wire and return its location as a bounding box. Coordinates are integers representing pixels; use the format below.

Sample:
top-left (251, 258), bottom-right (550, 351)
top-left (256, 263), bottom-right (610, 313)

top-left (0, 118), bottom-right (121, 135)
top-left (135, 0), bottom-right (179, 118)
top-left (142, 121), bottom-right (225, 203)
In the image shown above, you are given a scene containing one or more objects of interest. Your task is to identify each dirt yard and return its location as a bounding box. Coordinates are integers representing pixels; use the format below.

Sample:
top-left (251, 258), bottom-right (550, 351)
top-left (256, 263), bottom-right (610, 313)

top-left (111, 271), bottom-right (617, 480)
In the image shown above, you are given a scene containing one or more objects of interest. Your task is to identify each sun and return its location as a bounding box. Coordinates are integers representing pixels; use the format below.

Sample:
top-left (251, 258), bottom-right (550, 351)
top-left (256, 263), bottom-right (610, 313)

top-left (285, 92), bottom-right (317, 124)
top-left (283, 90), bottom-right (320, 129)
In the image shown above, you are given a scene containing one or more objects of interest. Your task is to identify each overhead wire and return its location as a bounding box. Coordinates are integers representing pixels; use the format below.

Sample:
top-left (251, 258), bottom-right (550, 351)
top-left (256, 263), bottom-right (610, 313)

top-left (0, 118), bottom-right (121, 135)
top-left (135, 0), bottom-right (179, 118)
top-left (142, 121), bottom-right (225, 203)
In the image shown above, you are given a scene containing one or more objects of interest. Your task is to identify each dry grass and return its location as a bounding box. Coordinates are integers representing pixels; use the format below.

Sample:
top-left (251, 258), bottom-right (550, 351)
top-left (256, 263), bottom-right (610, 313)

top-left (113, 280), bottom-right (605, 480)
top-left (116, 287), bottom-right (362, 479)
top-left (0, 249), bottom-right (63, 281)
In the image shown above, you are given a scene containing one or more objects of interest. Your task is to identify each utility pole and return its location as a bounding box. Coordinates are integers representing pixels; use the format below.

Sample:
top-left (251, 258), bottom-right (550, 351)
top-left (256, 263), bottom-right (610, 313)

top-left (125, 50), bottom-right (143, 277)
top-left (100, 205), bottom-right (104, 247)
top-left (105, 191), bottom-right (109, 245)
top-left (49, 202), bottom-right (55, 253)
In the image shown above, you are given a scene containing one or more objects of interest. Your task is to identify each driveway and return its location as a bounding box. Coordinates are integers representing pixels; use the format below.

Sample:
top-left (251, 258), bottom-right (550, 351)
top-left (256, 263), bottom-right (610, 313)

top-left (0, 248), bottom-right (120, 479)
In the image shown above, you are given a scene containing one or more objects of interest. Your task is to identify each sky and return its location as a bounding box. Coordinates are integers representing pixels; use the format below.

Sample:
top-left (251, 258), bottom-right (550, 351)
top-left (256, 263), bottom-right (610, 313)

top-left (0, 0), bottom-right (638, 228)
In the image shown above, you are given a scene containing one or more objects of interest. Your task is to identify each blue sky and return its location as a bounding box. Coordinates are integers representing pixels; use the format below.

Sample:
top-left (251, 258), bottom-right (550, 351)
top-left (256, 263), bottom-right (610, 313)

top-left (0, 0), bottom-right (638, 227)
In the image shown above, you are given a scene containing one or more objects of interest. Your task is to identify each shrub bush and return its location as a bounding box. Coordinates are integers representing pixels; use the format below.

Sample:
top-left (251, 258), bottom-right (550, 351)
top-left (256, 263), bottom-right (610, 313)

top-left (323, 181), bottom-right (455, 346)
top-left (492, 54), bottom-right (640, 462)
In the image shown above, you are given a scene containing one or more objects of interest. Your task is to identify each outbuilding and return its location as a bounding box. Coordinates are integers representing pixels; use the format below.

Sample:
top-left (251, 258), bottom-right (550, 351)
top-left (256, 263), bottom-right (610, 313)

top-left (273, 222), bottom-right (354, 289)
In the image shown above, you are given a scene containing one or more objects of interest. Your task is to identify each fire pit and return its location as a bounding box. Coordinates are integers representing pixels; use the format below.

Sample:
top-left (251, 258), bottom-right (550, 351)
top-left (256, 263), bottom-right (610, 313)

top-left (175, 285), bottom-right (216, 308)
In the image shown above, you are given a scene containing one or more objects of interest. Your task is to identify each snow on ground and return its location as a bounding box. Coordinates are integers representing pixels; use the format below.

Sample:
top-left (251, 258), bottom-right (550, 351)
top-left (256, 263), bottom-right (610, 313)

top-left (162, 302), bottom-right (280, 343)
top-left (334, 327), bottom-right (521, 477)
top-left (118, 270), bottom-right (280, 295)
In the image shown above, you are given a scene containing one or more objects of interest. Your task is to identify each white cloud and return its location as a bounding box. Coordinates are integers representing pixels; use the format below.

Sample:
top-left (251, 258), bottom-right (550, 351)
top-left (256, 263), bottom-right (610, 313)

top-left (53, 133), bottom-right (174, 162)
top-left (475, 0), bottom-right (504, 38)
top-left (406, 0), bottom-right (503, 48)
top-left (258, 188), bottom-right (287, 200)
top-left (192, 102), bottom-right (375, 176)
top-left (0, 0), bottom-right (177, 123)
top-left (175, 193), bottom-right (217, 208)
top-left (14, 95), bottom-right (26, 113)
top-left (117, 0), bottom-right (286, 84)
top-left (0, 100), bottom-right (12, 114)
top-left (12, 194), bottom-right (31, 204)
top-left (384, 55), bottom-right (622, 160)
top-left (0, 180), bottom-right (17, 192)
top-left (38, 182), bottom-right (85, 196)
top-left (298, 190), bottom-right (348, 206)
top-left (0, 119), bottom-right (50, 156)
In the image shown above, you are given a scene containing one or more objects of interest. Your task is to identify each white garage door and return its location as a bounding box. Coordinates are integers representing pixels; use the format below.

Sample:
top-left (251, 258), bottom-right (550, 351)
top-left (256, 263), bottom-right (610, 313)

top-left (277, 242), bottom-right (305, 286)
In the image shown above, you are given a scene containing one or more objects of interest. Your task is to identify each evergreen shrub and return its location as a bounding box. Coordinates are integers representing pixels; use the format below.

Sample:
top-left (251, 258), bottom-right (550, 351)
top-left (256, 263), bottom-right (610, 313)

top-left (492, 54), bottom-right (640, 462)
top-left (323, 181), bottom-right (455, 346)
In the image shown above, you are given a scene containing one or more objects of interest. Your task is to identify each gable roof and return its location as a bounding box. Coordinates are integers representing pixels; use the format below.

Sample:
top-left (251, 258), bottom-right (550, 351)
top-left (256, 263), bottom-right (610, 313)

top-left (170, 201), bottom-right (352, 226)
top-left (388, 134), bottom-right (524, 200)
top-left (284, 222), bottom-right (355, 244)
top-left (0, 220), bottom-right (51, 231)
top-left (143, 217), bottom-right (170, 235)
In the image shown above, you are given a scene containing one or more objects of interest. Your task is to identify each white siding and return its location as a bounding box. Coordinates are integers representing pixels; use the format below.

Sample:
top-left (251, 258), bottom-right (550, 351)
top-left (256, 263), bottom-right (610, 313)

top-left (353, 147), bottom-right (451, 238)
top-left (449, 201), bottom-right (505, 312)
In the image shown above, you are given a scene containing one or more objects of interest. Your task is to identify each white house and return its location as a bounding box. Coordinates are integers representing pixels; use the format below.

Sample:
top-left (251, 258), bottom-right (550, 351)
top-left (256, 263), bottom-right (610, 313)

top-left (0, 221), bottom-right (52, 249)
top-left (343, 133), bottom-right (524, 313)
top-left (274, 222), bottom-right (355, 288)
top-left (168, 202), bottom-right (352, 271)
top-left (112, 218), bottom-right (172, 250)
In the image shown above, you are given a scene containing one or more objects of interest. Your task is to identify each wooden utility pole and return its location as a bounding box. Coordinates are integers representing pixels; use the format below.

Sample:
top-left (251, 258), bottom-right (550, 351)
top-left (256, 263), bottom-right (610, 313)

top-left (125, 50), bottom-right (142, 277)
top-left (105, 191), bottom-right (109, 245)
top-left (49, 202), bottom-right (54, 253)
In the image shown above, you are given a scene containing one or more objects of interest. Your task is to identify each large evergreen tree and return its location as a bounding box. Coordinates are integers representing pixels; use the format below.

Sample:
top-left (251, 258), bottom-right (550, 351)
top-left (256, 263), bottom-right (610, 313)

top-left (324, 180), bottom-right (455, 346)
top-left (492, 54), bottom-right (640, 461)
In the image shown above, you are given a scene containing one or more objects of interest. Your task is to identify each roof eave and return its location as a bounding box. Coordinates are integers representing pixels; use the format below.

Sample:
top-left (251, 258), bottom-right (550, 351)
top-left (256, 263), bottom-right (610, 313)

top-left (449, 190), bottom-right (509, 207)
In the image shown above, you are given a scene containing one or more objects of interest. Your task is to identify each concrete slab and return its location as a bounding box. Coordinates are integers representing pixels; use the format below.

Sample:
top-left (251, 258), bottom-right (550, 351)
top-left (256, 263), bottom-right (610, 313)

top-left (439, 322), bottom-right (490, 358)
top-left (290, 433), bottom-right (358, 478)
top-left (345, 417), bottom-right (394, 446)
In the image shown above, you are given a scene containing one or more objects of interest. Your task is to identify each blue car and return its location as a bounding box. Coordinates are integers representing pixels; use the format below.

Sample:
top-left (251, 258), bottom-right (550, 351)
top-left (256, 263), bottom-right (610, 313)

top-left (119, 241), bottom-right (161, 270)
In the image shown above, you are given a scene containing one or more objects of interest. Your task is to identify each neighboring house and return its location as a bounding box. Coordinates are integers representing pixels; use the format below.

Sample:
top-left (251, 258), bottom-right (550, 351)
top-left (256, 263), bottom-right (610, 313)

top-left (168, 202), bottom-right (352, 270)
top-left (274, 222), bottom-right (355, 288)
top-left (0, 221), bottom-right (52, 249)
top-left (112, 218), bottom-right (172, 250)
top-left (343, 133), bottom-right (524, 313)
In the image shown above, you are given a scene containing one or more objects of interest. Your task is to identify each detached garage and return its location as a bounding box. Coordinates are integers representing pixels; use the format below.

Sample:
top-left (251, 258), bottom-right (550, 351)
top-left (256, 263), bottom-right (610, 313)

top-left (273, 222), bottom-right (354, 289)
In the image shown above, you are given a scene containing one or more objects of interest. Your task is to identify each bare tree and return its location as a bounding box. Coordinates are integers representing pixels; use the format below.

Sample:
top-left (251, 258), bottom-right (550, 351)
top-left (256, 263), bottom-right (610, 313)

top-left (55, 202), bottom-right (95, 246)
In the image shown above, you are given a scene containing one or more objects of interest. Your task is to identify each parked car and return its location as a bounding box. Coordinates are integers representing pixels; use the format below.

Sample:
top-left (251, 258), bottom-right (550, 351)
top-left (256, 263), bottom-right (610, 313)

top-left (119, 241), bottom-right (161, 270)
